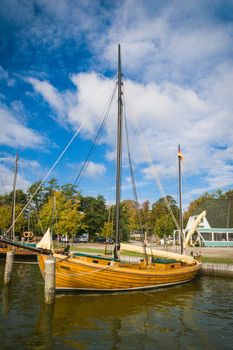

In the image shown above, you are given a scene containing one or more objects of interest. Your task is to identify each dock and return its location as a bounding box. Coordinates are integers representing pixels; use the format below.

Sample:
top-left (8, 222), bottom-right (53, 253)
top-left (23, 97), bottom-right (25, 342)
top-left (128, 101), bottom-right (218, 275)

top-left (201, 263), bottom-right (233, 277)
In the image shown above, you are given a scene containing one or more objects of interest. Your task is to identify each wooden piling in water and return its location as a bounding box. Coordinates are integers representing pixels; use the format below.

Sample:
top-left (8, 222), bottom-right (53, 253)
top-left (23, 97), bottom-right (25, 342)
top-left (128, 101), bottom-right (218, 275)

top-left (4, 250), bottom-right (15, 285)
top-left (44, 257), bottom-right (56, 304)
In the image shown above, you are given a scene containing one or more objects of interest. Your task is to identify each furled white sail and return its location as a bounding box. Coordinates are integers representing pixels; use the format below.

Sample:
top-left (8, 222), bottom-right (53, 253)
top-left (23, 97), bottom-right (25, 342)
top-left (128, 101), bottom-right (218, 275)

top-left (120, 243), bottom-right (195, 264)
top-left (36, 228), bottom-right (53, 250)
top-left (183, 210), bottom-right (206, 249)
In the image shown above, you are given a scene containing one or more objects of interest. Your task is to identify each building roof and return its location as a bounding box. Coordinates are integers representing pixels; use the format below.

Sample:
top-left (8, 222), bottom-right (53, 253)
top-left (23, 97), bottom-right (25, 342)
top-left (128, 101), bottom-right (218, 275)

top-left (192, 199), bottom-right (233, 229)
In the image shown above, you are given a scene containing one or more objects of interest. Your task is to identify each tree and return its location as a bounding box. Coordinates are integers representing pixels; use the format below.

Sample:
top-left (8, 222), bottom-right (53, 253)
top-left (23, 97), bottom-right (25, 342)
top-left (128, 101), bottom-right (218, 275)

top-left (101, 221), bottom-right (113, 238)
top-left (44, 178), bottom-right (60, 198)
top-left (108, 201), bottom-right (136, 242)
top-left (79, 195), bottom-right (107, 236)
top-left (61, 183), bottom-right (78, 199)
top-left (154, 214), bottom-right (175, 238)
top-left (224, 190), bottom-right (233, 200)
top-left (121, 200), bottom-right (139, 234)
top-left (56, 198), bottom-right (86, 238)
top-left (0, 205), bottom-right (12, 234)
top-left (0, 204), bottom-right (26, 236)
top-left (183, 192), bottom-right (213, 226)
top-left (119, 202), bottom-right (131, 241)
top-left (38, 191), bottom-right (86, 238)
top-left (27, 181), bottom-right (48, 212)
top-left (150, 196), bottom-right (178, 238)
top-left (140, 200), bottom-right (151, 231)
top-left (0, 189), bottom-right (27, 206)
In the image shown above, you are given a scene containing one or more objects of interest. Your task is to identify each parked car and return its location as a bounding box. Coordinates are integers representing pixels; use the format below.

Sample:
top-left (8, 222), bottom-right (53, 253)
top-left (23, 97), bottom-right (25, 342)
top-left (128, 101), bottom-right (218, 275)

top-left (96, 237), bottom-right (114, 244)
top-left (79, 234), bottom-right (89, 243)
top-left (105, 238), bottom-right (114, 244)
top-left (73, 233), bottom-right (89, 243)
top-left (59, 235), bottom-right (69, 243)
top-left (96, 237), bottom-right (105, 243)
top-left (73, 236), bottom-right (80, 243)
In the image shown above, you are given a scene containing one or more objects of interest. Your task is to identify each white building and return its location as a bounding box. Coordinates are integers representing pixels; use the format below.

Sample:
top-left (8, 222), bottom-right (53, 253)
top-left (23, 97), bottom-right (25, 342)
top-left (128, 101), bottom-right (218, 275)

top-left (173, 214), bottom-right (233, 247)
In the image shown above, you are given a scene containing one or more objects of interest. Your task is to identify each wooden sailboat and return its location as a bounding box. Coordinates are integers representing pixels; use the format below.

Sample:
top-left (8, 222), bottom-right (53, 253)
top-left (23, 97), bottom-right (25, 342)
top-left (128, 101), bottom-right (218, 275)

top-left (36, 44), bottom-right (201, 292)
top-left (0, 244), bottom-right (38, 262)
top-left (0, 153), bottom-right (37, 262)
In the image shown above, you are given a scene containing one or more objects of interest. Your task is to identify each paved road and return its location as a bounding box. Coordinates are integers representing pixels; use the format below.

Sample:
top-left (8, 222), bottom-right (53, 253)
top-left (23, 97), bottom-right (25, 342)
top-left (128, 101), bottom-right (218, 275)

top-left (151, 245), bottom-right (233, 258)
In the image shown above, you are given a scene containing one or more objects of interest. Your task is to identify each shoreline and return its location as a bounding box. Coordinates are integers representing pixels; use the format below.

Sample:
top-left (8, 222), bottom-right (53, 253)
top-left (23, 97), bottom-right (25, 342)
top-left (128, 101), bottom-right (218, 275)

top-left (201, 263), bottom-right (233, 277)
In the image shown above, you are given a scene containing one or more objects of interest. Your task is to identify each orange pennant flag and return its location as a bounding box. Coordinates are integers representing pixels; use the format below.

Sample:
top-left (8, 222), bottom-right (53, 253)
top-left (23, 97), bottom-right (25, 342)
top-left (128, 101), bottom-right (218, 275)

top-left (177, 150), bottom-right (184, 161)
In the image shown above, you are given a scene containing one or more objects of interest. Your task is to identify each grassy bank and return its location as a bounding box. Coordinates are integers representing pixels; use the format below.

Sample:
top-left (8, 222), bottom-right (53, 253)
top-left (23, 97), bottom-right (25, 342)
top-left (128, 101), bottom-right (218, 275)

top-left (70, 246), bottom-right (144, 257)
top-left (70, 246), bottom-right (104, 254)
top-left (201, 257), bottom-right (233, 264)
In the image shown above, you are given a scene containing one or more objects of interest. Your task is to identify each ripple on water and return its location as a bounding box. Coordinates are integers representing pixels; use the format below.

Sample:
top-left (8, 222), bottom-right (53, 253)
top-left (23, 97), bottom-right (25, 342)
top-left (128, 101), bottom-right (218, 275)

top-left (1, 262), bottom-right (233, 349)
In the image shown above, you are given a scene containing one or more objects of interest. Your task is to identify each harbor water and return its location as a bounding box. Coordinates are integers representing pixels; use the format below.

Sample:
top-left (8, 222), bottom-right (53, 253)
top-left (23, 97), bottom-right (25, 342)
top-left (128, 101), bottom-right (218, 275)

top-left (0, 261), bottom-right (233, 349)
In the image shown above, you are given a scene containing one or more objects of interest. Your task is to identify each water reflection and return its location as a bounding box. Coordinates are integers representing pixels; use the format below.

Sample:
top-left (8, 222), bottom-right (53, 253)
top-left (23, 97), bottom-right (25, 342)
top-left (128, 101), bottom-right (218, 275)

top-left (1, 262), bottom-right (233, 349)
top-left (49, 281), bottom-right (201, 349)
top-left (28, 303), bottom-right (55, 350)
top-left (2, 285), bottom-right (11, 317)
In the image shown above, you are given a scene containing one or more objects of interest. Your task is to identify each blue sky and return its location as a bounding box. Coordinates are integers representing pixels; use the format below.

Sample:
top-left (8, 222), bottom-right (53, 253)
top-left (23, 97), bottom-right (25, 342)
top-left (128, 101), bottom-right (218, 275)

top-left (0, 0), bottom-right (233, 207)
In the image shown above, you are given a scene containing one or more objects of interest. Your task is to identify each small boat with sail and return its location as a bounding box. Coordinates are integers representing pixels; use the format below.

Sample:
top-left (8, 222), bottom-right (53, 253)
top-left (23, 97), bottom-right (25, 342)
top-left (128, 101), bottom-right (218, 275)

top-left (35, 44), bottom-right (201, 292)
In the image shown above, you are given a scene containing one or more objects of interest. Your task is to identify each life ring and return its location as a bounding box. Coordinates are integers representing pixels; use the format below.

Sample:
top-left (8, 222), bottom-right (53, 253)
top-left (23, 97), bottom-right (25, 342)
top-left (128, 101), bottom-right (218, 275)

top-left (23, 231), bottom-right (33, 238)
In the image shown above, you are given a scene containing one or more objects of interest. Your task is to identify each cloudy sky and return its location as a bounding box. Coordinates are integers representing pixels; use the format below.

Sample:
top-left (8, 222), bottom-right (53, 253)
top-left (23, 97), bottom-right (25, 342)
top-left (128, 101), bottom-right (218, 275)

top-left (0, 0), bottom-right (232, 206)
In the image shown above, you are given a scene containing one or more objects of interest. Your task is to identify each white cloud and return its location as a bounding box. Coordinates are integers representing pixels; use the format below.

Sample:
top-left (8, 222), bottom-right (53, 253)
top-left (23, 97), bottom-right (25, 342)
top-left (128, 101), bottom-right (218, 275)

top-left (26, 66), bottom-right (233, 196)
top-left (27, 72), bottom-right (117, 136)
top-left (0, 153), bottom-right (47, 195)
top-left (1, 0), bottom-right (232, 86)
top-left (121, 175), bottom-right (149, 191)
top-left (27, 77), bottom-right (64, 114)
top-left (0, 66), bottom-right (8, 80)
top-left (0, 66), bottom-right (15, 86)
top-left (0, 163), bottom-right (31, 194)
top-left (84, 161), bottom-right (106, 178)
top-left (2, 0), bottom-right (231, 88)
top-left (13, 0), bottom-right (232, 199)
top-left (0, 154), bottom-right (40, 169)
top-left (90, 1), bottom-right (233, 85)
top-left (0, 0), bottom-right (106, 50)
top-left (0, 104), bottom-right (45, 149)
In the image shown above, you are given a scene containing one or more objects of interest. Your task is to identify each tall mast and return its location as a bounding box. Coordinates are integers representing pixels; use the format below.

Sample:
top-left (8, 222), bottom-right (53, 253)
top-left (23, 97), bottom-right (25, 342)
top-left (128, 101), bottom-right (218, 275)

top-left (51, 195), bottom-right (56, 238)
top-left (178, 145), bottom-right (184, 254)
top-left (10, 153), bottom-right (19, 241)
top-left (114, 44), bottom-right (123, 259)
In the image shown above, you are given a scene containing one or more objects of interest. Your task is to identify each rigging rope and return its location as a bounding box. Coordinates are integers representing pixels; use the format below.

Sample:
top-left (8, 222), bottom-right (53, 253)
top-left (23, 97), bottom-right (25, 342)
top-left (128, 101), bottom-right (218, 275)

top-left (134, 123), bottom-right (179, 230)
top-left (49, 80), bottom-right (118, 237)
top-left (123, 93), bottom-right (148, 261)
top-left (19, 158), bottom-right (45, 233)
top-left (67, 81), bottom-right (118, 196)
top-left (45, 80), bottom-right (118, 239)
top-left (6, 74), bottom-right (118, 235)
top-left (123, 88), bottom-right (179, 231)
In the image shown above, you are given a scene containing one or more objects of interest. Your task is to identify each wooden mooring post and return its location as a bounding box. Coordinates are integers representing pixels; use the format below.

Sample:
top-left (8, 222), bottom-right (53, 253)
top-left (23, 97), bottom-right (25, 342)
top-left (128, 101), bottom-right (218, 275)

top-left (44, 257), bottom-right (56, 304)
top-left (4, 250), bottom-right (15, 285)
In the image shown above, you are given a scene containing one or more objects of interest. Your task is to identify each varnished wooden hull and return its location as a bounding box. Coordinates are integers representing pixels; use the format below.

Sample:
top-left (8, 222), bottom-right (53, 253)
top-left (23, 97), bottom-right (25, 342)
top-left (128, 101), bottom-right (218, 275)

top-left (38, 252), bottom-right (201, 292)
